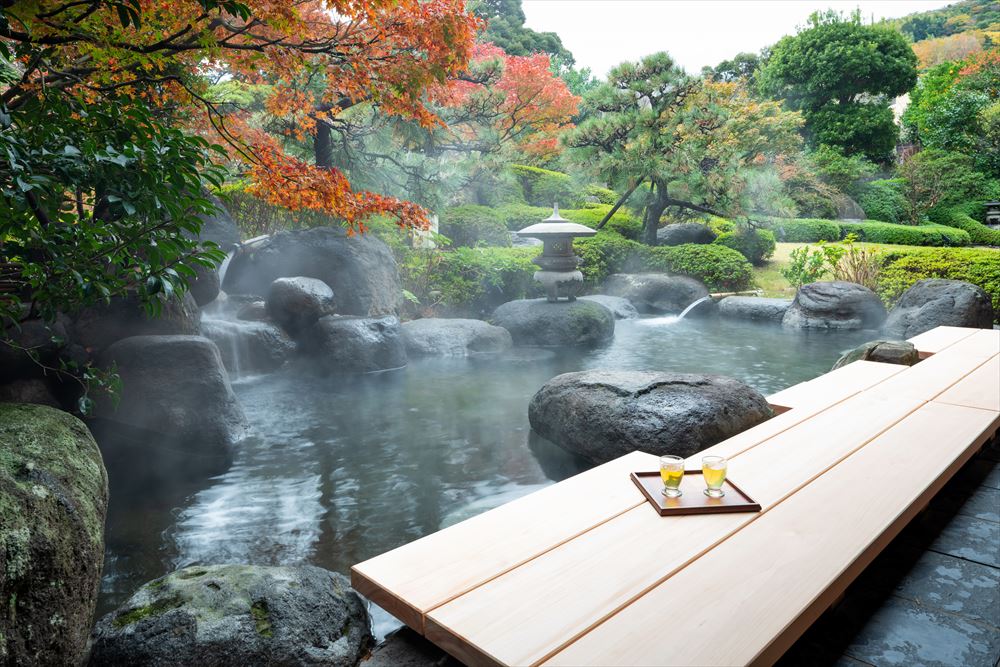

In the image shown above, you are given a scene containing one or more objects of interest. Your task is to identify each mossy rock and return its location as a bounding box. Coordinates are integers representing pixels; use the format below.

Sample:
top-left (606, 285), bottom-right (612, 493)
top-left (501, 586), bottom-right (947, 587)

top-left (0, 403), bottom-right (109, 665)
top-left (491, 298), bottom-right (615, 348)
top-left (89, 564), bottom-right (371, 666)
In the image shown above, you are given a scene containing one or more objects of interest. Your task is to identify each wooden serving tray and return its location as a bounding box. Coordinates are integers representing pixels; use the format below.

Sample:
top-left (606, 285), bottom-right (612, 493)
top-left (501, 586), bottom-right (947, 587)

top-left (630, 471), bottom-right (762, 516)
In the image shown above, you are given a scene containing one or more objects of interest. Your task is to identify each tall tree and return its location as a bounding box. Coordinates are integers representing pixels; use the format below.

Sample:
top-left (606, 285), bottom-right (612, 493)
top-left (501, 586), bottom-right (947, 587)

top-left (759, 10), bottom-right (917, 161)
top-left (567, 53), bottom-right (802, 245)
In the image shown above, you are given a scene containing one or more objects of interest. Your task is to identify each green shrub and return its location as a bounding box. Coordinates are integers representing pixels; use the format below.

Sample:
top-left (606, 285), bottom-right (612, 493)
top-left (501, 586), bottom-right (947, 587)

top-left (706, 216), bottom-right (737, 235)
top-left (933, 208), bottom-right (1000, 246)
top-left (404, 246), bottom-right (542, 316)
top-left (509, 164), bottom-right (577, 207)
top-left (562, 205), bottom-right (643, 241)
top-left (858, 179), bottom-right (907, 224)
top-left (438, 205), bottom-right (510, 248)
top-left (714, 229), bottom-right (776, 266)
top-left (837, 221), bottom-right (969, 247)
top-left (762, 218), bottom-right (842, 242)
top-left (574, 231), bottom-right (643, 285)
top-left (638, 244), bottom-right (755, 292)
top-left (495, 203), bottom-right (551, 231)
top-left (878, 247), bottom-right (1000, 321)
top-left (582, 184), bottom-right (619, 206)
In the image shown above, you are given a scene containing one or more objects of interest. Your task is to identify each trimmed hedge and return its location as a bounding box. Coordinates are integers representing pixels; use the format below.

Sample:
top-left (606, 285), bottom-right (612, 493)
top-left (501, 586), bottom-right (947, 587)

top-left (582, 184), bottom-right (619, 206)
top-left (838, 221), bottom-right (969, 247)
top-left (934, 209), bottom-right (1000, 246)
top-left (496, 203), bottom-right (551, 231)
top-left (509, 164), bottom-right (577, 207)
top-left (858, 179), bottom-right (907, 225)
top-left (496, 203), bottom-right (643, 241)
top-left (639, 244), bottom-right (755, 292)
top-left (878, 247), bottom-right (1000, 322)
top-left (575, 231), bottom-right (642, 285)
top-left (763, 218), bottom-right (842, 242)
top-left (438, 205), bottom-right (511, 248)
top-left (715, 229), bottom-right (776, 266)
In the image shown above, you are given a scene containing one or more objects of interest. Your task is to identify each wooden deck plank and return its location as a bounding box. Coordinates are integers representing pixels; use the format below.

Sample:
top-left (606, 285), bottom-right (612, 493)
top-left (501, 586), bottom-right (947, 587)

top-left (934, 355), bottom-right (1000, 413)
top-left (864, 346), bottom-right (996, 403)
top-left (425, 393), bottom-right (924, 667)
top-left (934, 328), bottom-right (999, 359)
top-left (907, 325), bottom-right (978, 359)
top-left (350, 450), bottom-right (657, 631)
top-left (765, 360), bottom-right (906, 412)
top-left (544, 402), bottom-right (1000, 667)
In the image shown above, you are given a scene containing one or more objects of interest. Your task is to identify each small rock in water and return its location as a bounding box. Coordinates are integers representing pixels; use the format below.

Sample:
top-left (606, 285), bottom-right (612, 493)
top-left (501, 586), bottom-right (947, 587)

top-left (832, 340), bottom-right (919, 370)
top-left (491, 298), bottom-right (614, 348)
top-left (266, 276), bottom-right (335, 335)
top-left (89, 564), bottom-right (372, 667)
top-left (604, 273), bottom-right (709, 314)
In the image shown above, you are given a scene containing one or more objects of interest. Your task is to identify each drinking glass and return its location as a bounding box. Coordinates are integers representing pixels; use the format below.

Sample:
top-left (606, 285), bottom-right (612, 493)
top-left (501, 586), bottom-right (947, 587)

top-left (702, 456), bottom-right (727, 498)
top-left (660, 455), bottom-right (685, 498)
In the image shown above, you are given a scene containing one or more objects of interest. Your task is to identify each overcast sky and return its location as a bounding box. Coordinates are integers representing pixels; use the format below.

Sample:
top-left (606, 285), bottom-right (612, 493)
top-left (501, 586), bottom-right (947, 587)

top-left (523, 1), bottom-right (954, 76)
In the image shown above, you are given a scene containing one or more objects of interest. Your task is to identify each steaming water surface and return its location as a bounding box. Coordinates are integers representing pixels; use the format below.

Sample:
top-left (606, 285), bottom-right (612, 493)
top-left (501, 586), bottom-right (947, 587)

top-left (97, 315), bottom-right (872, 629)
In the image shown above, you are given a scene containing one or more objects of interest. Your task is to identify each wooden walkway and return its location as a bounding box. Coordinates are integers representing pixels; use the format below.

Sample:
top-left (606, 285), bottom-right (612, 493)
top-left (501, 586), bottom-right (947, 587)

top-left (352, 326), bottom-right (1000, 666)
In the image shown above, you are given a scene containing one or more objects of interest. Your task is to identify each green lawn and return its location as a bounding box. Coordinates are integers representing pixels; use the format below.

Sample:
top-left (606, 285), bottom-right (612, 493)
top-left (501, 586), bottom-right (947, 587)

top-left (754, 242), bottom-right (917, 299)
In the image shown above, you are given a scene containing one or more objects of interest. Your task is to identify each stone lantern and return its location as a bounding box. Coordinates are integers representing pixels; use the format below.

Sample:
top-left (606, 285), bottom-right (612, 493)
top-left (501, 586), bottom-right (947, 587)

top-left (516, 204), bottom-right (597, 302)
top-left (985, 202), bottom-right (1000, 229)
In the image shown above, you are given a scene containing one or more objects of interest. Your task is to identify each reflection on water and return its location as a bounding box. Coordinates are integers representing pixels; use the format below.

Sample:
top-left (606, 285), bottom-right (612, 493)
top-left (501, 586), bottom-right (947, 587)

top-left (97, 316), bottom-right (872, 619)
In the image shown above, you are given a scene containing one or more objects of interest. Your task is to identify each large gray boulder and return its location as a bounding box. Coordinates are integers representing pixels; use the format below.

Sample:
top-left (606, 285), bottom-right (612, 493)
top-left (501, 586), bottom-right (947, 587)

top-left (188, 262), bottom-right (222, 307)
top-left (401, 318), bottom-right (512, 357)
top-left (656, 223), bottom-right (717, 246)
top-left (95, 336), bottom-right (248, 460)
top-left (201, 319), bottom-right (295, 374)
top-left (604, 273), bottom-right (709, 314)
top-left (223, 227), bottom-right (402, 317)
top-left (73, 292), bottom-right (201, 351)
top-left (0, 315), bottom-right (70, 383)
top-left (579, 295), bottom-right (640, 320)
top-left (266, 276), bottom-right (335, 335)
top-left (0, 378), bottom-right (61, 407)
top-left (882, 279), bottom-right (994, 339)
top-left (832, 340), bottom-right (919, 371)
top-left (0, 404), bottom-right (109, 666)
top-left (301, 315), bottom-right (407, 373)
top-left (491, 299), bottom-right (614, 348)
top-left (89, 564), bottom-right (371, 667)
top-left (717, 296), bottom-right (791, 322)
top-left (529, 371), bottom-right (773, 465)
top-left (782, 281), bottom-right (887, 330)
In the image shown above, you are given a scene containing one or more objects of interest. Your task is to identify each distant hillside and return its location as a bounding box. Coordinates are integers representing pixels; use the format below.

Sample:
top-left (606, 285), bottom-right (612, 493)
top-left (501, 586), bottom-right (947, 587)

top-left (887, 0), bottom-right (999, 68)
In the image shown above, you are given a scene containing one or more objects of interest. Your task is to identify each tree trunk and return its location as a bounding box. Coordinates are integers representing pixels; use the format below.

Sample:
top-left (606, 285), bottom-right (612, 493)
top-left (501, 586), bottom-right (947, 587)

top-left (314, 121), bottom-right (333, 169)
top-left (643, 182), bottom-right (669, 246)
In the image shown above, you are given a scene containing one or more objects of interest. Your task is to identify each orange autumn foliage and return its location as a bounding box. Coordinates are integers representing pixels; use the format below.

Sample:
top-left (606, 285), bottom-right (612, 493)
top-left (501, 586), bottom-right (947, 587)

top-left (2, 0), bottom-right (482, 230)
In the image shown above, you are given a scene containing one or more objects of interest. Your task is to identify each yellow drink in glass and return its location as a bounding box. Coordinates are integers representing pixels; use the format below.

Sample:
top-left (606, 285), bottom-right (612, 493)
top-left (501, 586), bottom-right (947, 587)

top-left (702, 456), bottom-right (727, 498)
top-left (660, 455), bottom-right (684, 498)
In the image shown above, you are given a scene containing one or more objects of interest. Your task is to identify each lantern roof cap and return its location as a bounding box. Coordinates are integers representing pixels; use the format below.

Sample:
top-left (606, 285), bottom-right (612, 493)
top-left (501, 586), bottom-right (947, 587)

top-left (516, 204), bottom-right (597, 238)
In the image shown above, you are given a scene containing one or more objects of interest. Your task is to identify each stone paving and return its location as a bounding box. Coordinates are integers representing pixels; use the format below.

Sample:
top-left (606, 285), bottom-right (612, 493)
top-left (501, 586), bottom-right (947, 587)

top-left (780, 434), bottom-right (1000, 667)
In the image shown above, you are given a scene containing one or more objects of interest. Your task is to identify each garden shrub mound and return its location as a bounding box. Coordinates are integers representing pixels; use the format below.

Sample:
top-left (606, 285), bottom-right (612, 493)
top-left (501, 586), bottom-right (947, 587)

top-left (528, 370), bottom-right (773, 465)
top-left (935, 209), bottom-right (1000, 246)
top-left (0, 403), bottom-right (108, 666)
top-left (877, 248), bottom-right (1000, 322)
top-left (763, 218), bottom-right (842, 243)
top-left (401, 318), bottom-right (512, 357)
top-left (439, 205), bottom-right (511, 248)
top-left (858, 179), bottom-right (907, 224)
top-left (509, 164), bottom-right (577, 207)
top-left (832, 340), bottom-right (919, 371)
top-left (223, 226), bottom-right (402, 317)
top-left (301, 315), bottom-right (407, 373)
top-left (639, 244), bottom-right (754, 292)
top-left (89, 564), bottom-right (371, 667)
top-left (783, 281), bottom-right (887, 330)
top-left (837, 221), bottom-right (969, 247)
top-left (656, 223), bottom-right (717, 246)
top-left (604, 273), bottom-right (709, 314)
top-left (882, 279), bottom-right (994, 340)
top-left (715, 228), bottom-right (776, 265)
top-left (96, 335), bottom-right (249, 462)
top-left (491, 298), bottom-right (614, 348)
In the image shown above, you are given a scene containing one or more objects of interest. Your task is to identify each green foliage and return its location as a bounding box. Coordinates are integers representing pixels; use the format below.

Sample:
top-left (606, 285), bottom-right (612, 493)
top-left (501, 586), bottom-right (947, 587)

top-left (582, 184), bottom-right (620, 205)
top-left (562, 205), bottom-right (643, 241)
top-left (706, 217), bottom-right (737, 235)
top-left (476, 0), bottom-right (574, 63)
top-left (898, 149), bottom-right (988, 225)
top-left (780, 243), bottom-right (843, 287)
top-left (495, 203), bottom-right (552, 230)
top-left (807, 144), bottom-right (877, 196)
top-left (574, 232), bottom-right (643, 285)
top-left (837, 221), bottom-right (970, 246)
top-left (898, 0), bottom-right (1000, 39)
top-left (403, 246), bottom-right (542, 316)
top-left (509, 164), bottom-right (577, 207)
top-left (438, 205), bottom-right (511, 247)
top-left (714, 229), bottom-right (776, 266)
top-left (639, 244), bottom-right (755, 291)
top-left (877, 247), bottom-right (1000, 320)
top-left (0, 93), bottom-right (226, 408)
top-left (763, 218), bottom-right (842, 242)
top-left (759, 10), bottom-right (917, 160)
top-left (934, 208), bottom-right (1000, 245)
top-left (858, 179), bottom-right (908, 224)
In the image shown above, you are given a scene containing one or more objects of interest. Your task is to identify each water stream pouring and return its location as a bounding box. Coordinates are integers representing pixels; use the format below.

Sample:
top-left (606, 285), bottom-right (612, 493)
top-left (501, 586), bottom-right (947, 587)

top-left (677, 295), bottom-right (713, 319)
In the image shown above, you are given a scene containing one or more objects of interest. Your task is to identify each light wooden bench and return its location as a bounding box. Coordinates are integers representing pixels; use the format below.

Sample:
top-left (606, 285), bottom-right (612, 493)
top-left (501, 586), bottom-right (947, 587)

top-left (907, 325), bottom-right (980, 359)
top-left (766, 360), bottom-right (906, 414)
top-left (351, 326), bottom-right (1000, 666)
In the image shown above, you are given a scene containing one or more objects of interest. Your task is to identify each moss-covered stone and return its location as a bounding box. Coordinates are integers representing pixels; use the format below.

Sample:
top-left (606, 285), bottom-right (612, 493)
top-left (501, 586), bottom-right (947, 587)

top-left (0, 403), bottom-right (109, 665)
